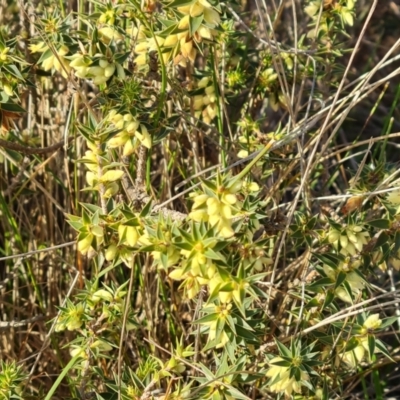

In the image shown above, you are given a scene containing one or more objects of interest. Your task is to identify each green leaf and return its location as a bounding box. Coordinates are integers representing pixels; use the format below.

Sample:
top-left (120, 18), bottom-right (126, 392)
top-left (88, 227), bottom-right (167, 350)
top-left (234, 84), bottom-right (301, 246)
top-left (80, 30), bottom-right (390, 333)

top-left (225, 315), bottom-right (237, 335)
top-left (313, 252), bottom-right (343, 270)
top-left (306, 214), bottom-right (318, 230)
top-left (275, 340), bottom-right (292, 358)
top-left (344, 337), bottom-right (359, 352)
top-left (270, 359), bottom-right (291, 368)
top-left (305, 234), bottom-right (314, 246)
top-left (139, 199), bottom-right (152, 217)
top-left (366, 219), bottom-right (390, 229)
top-left (234, 324), bottom-right (259, 343)
top-left (3, 63), bottom-right (25, 80)
top-left (202, 337), bottom-right (220, 352)
top-left (379, 316), bottom-right (397, 330)
top-left (212, 240), bottom-right (230, 252)
top-left (375, 339), bottom-right (395, 362)
top-left (313, 332), bottom-right (334, 345)
top-left (0, 101), bottom-right (26, 113)
top-left (367, 334), bottom-right (375, 361)
top-left (138, 244), bottom-right (157, 252)
top-left (225, 386), bottom-right (252, 400)
top-left (189, 15), bottom-right (204, 36)
top-left (67, 220), bottom-right (83, 231)
top-left (114, 51), bottom-right (131, 64)
top-left (321, 376), bottom-right (329, 400)
top-left (307, 277), bottom-right (334, 291)
top-left (375, 231), bottom-right (389, 249)
top-left (44, 353), bottom-right (83, 400)
top-left (192, 313), bottom-right (218, 325)
top-left (322, 290), bottom-right (335, 310)
top-left (178, 226), bottom-right (195, 244)
top-left (334, 271), bottom-right (347, 290)
top-left (37, 47), bottom-right (53, 64)
top-left (204, 248), bottom-right (226, 261)
top-left (80, 203), bottom-right (103, 215)
top-left (173, 241), bottom-right (193, 251)
top-left (201, 179), bottom-right (217, 192)
top-left (158, 18), bottom-right (178, 28)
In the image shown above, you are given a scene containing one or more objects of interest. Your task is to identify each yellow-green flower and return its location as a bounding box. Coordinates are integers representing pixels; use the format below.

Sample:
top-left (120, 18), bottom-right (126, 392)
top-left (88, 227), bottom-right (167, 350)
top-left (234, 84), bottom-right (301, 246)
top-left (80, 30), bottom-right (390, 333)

top-left (328, 224), bottom-right (369, 255)
top-left (340, 313), bottom-right (381, 368)
top-left (206, 319), bottom-right (230, 348)
top-left (118, 225), bottom-right (139, 247)
top-left (361, 314), bottom-right (382, 332)
top-left (98, 26), bottom-right (124, 44)
top-left (266, 357), bottom-right (309, 396)
top-left (178, 0), bottom-right (220, 27)
top-left (135, 124), bottom-right (152, 149)
top-left (78, 234), bottom-right (94, 255)
top-left (105, 244), bottom-right (118, 261)
top-left (202, 303), bottom-right (232, 348)
top-left (323, 257), bottom-right (365, 303)
top-left (107, 112), bottom-right (151, 153)
top-left (341, 341), bottom-right (365, 368)
top-left (65, 303), bottom-right (85, 331)
top-left (387, 188), bottom-right (400, 205)
top-left (90, 339), bottom-right (113, 352)
top-left (39, 45), bottom-right (71, 78)
top-left (242, 245), bottom-right (272, 272)
top-left (29, 41), bottom-right (47, 53)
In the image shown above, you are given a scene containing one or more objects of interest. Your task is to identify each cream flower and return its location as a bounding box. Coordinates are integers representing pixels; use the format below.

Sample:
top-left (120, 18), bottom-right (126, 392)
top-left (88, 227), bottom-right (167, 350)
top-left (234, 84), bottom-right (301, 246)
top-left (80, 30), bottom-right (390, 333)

top-left (206, 320), bottom-right (230, 348)
top-left (40, 45), bottom-right (71, 78)
top-left (362, 314), bottom-right (382, 332)
top-left (387, 188), bottom-right (400, 205)
top-left (342, 343), bottom-right (365, 368)
top-left (323, 257), bottom-right (365, 303)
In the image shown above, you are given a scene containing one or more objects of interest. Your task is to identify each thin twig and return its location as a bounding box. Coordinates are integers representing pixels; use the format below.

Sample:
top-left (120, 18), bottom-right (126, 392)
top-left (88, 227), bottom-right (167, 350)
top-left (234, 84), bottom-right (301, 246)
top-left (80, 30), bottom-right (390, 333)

top-left (0, 136), bottom-right (73, 155)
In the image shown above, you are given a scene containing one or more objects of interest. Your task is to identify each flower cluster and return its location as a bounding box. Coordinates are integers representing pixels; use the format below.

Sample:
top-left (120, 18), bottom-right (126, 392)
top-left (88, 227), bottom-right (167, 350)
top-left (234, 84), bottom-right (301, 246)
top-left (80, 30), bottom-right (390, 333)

top-left (241, 243), bottom-right (272, 272)
top-left (387, 188), bottom-right (400, 205)
top-left (83, 141), bottom-right (123, 198)
top-left (192, 76), bottom-right (218, 124)
top-left (305, 0), bottom-right (357, 37)
top-left (328, 224), bottom-right (369, 255)
top-left (188, 179), bottom-right (244, 238)
top-left (55, 301), bottom-right (85, 332)
top-left (340, 314), bottom-right (382, 368)
top-left (76, 220), bottom-right (105, 256)
top-left (29, 42), bottom-right (71, 78)
top-left (133, 0), bottom-right (221, 67)
top-left (70, 54), bottom-right (124, 85)
top-left (203, 303), bottom-right (232, 349)
top-left (98, 25), bottom-right (124, 44)
top-left (169, 238), bottom-right (218, 299)
top-left (106, 214), bottom-right (143, 266)
top-left (0, 47), bottom-right (14, 97)
top-left (0, 361), bottom-right (27, 399)
top-left (266, 357), bottom-right (310, 397)
top-left (106, 110), bottom-right (152, 154)
top-left (237, 133), bottom-right (260, 159)
top-left (386, 188), bottom-right (400, 216)
top-left (323, 256), bottom-right (365, 303)
top-left (139, 227), bottom-right (181, 269)
top-left (132, 26), bottom-right (166, 66)
top-left (189, 178), bottom-right (260, 238)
